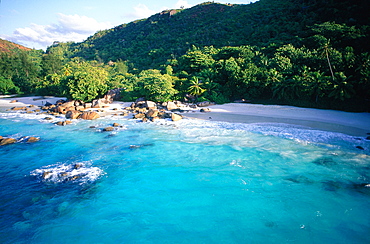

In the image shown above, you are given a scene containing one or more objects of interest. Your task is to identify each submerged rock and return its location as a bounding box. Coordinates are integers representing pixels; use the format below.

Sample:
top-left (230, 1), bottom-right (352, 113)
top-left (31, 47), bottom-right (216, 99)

top-left (31, 163), bottom-right (103, 184)
top-left (42, 171), bottom-right (52, 180)
top-left (74, 163), bottom-right (83, 169)
top-left (312, 157), bottom-right (337, 167)
top-left (103, 127), bottom-right (114, 132)
top-left (322, 180), bottom-right (342, 192)
top-left (129, 143), bottom-right (154, 149)
top-left (285, 175), bottom-right (313, 184)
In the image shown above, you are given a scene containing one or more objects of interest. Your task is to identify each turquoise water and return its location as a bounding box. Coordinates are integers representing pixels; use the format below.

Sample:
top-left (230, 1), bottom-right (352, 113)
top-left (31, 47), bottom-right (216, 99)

top-left (0, 111), bottom-right (369, 243)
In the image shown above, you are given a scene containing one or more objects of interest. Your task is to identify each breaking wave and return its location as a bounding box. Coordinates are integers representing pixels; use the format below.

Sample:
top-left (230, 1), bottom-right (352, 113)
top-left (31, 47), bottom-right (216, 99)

top-left (30, 162), bottom-right (103, 185)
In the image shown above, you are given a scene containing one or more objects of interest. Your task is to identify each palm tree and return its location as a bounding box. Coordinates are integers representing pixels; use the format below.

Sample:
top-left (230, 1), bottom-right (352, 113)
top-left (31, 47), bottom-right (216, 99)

top-left (328, 72), bottom-right (355, 101)
top-left (272, 78), bottom-right (302, 101)
top-left (319, 39), bottom-right (335, 81)
top-left (187, 76), bottom-right (206, 99)
top-left (307, 71), bottom-right (329, 103)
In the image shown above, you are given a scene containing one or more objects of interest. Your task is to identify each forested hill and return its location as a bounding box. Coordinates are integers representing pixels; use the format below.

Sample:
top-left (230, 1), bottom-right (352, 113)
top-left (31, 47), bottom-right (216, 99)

top-left (62, 0), bottom-right (370, 69)
top-left (1, 0), bottom-right (369, 111)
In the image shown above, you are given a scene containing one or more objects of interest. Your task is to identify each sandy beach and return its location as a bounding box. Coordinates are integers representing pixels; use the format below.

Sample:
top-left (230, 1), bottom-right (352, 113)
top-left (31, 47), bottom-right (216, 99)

top-left (185, 103), bottom-right (370, 137)
top-left (1, 95), bottom-right (369, 136)
top-left (0, 95), bottom-right (67, 108)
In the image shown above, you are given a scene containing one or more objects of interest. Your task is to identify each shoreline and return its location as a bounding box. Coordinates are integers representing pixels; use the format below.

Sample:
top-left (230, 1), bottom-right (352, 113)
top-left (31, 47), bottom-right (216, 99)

top-left (1, 96), bottom-right (369, 137)
top-left (185, 103), bottom-right (370, 137)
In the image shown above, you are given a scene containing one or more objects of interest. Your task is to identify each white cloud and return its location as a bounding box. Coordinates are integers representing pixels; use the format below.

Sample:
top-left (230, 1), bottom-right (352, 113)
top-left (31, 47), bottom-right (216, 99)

top-left (56, 13), bottom-right (111, 34)
top-left (2, 14), bottom-right (112, 50)
top-left (124, 1), bottom-right (192, 22)
top-left (174, 0), bottom-right (192, 9)
top-left (126, 4), bottom-right (156, 20)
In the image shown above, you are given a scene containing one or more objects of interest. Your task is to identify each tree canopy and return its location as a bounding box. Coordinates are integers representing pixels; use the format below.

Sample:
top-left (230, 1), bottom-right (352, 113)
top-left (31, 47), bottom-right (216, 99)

top-left (0, 0), bottom-right (369, 111)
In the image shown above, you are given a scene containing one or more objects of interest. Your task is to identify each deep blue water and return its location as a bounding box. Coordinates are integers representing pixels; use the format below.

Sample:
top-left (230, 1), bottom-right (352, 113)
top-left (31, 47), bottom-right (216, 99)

top-left (0, 111), bottom-right (369, 243)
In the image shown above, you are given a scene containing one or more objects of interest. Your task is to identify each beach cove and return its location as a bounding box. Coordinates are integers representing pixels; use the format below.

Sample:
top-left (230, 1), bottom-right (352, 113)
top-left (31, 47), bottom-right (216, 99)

top-left (0, 96), bottom-right (370, 243)
top-left (1, 95), bottom-right (369, 137)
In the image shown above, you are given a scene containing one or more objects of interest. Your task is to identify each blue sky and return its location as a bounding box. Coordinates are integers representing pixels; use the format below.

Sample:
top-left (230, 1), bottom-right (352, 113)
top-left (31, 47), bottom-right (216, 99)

top-left (0, 0), bottom-right (258, 50)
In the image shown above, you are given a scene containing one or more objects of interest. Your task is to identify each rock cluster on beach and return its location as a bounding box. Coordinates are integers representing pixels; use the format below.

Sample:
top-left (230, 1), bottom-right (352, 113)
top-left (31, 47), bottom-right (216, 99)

top-left (7, 94), bottom-right (215, 125)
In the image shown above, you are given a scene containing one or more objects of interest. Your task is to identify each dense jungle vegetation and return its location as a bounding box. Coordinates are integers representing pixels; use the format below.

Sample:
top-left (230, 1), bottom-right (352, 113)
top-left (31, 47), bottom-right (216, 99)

top-left (1, 0), bottom-right (369, 111)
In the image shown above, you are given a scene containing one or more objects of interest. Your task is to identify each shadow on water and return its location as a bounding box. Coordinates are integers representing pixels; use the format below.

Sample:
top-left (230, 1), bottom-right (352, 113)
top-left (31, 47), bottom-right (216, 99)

top-left (312, 157), bottom-right (337, 167)
top-left (0, 166), bottom-right (102, 243)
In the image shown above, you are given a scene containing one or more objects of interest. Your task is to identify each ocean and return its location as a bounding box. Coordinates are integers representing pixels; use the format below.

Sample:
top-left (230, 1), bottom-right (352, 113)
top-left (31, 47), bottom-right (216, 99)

top-left (0, 110), bottom-right (369, 243)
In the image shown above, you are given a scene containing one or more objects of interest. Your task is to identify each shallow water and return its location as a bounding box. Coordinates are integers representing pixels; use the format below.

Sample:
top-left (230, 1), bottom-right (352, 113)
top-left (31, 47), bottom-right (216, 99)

top-left (0, 111), bottom-right (369, 243)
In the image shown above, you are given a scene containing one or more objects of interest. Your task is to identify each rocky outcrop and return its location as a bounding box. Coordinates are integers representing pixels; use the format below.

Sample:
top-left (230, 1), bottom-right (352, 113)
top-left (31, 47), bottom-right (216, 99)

top-left (26, 136), bottom-right (40, 143)
top-left (65, 110), bottom-right (81, 119)
top-left (11, 106), bottom-right (27, 111)
top-left (0, 135), bottom-right (40, 146)
top-left (171, 113), bottom-right (183, 122)
top-left (200, 108), bottom-right (211, 113)
top-left (134, 113), bottom-right (146, 119)
top-left (79, 111), bottom-right (100, 120)
top-left (92, 99), bottom-right (108, 108)
top-left (104, 88), bottom-right (124, 103)
top-left (11, 95), bottom-right (215, 125)
top-left (55, 121), bottom-right (72, 126)
top-left (165, 101), bottom-right (178, 111)
top-left (146, 109), bottom-right (158, 118)
top-left (145, 101), bottom-right (157, 109)
top-left (131, 99), bottom-right (157, 110)
top-left (103, 127), bottom-right (114, 132)
top-left (197, 101), bottom-right (215, 107)
top-left (0, 137), bottom-right (17, 146)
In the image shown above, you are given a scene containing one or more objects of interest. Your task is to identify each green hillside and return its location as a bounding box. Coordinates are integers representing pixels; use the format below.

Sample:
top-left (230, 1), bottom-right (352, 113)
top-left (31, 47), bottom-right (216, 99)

top-left (59, 0), bottom-right (369, 69)
top-left (1, 0), bottom-right (369, 111)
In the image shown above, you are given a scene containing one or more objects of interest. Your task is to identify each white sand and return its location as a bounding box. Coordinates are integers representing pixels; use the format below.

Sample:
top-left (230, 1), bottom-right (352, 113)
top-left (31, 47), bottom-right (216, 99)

top-left (0, 95), bottom-right (130, 111)
top-left (0, 95), bottom-right (66, 108)
top-left (210, 103), bottom-right (370, 130)
top-left (1, 96), bottom-right (369, 136)
top-left (185, 103), bottom-right (370, 136)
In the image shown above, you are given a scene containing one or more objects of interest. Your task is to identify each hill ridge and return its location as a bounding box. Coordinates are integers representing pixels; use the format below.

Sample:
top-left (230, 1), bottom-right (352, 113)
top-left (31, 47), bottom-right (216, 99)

top-left (54, 0), bottom-right (368, 69)
top-left (0, 39), bottom-right (31, 53)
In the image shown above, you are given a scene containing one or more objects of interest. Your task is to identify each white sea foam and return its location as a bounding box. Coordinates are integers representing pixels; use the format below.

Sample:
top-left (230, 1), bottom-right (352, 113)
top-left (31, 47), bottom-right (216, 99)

top-left (170, 119), bottom-right (370, 153)
top-left (30, 162), bottom-right (103, 185)
top-left (0, 111), bottom-right (63, 122)
top-left (2, 109), bottom-right (368, 153)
